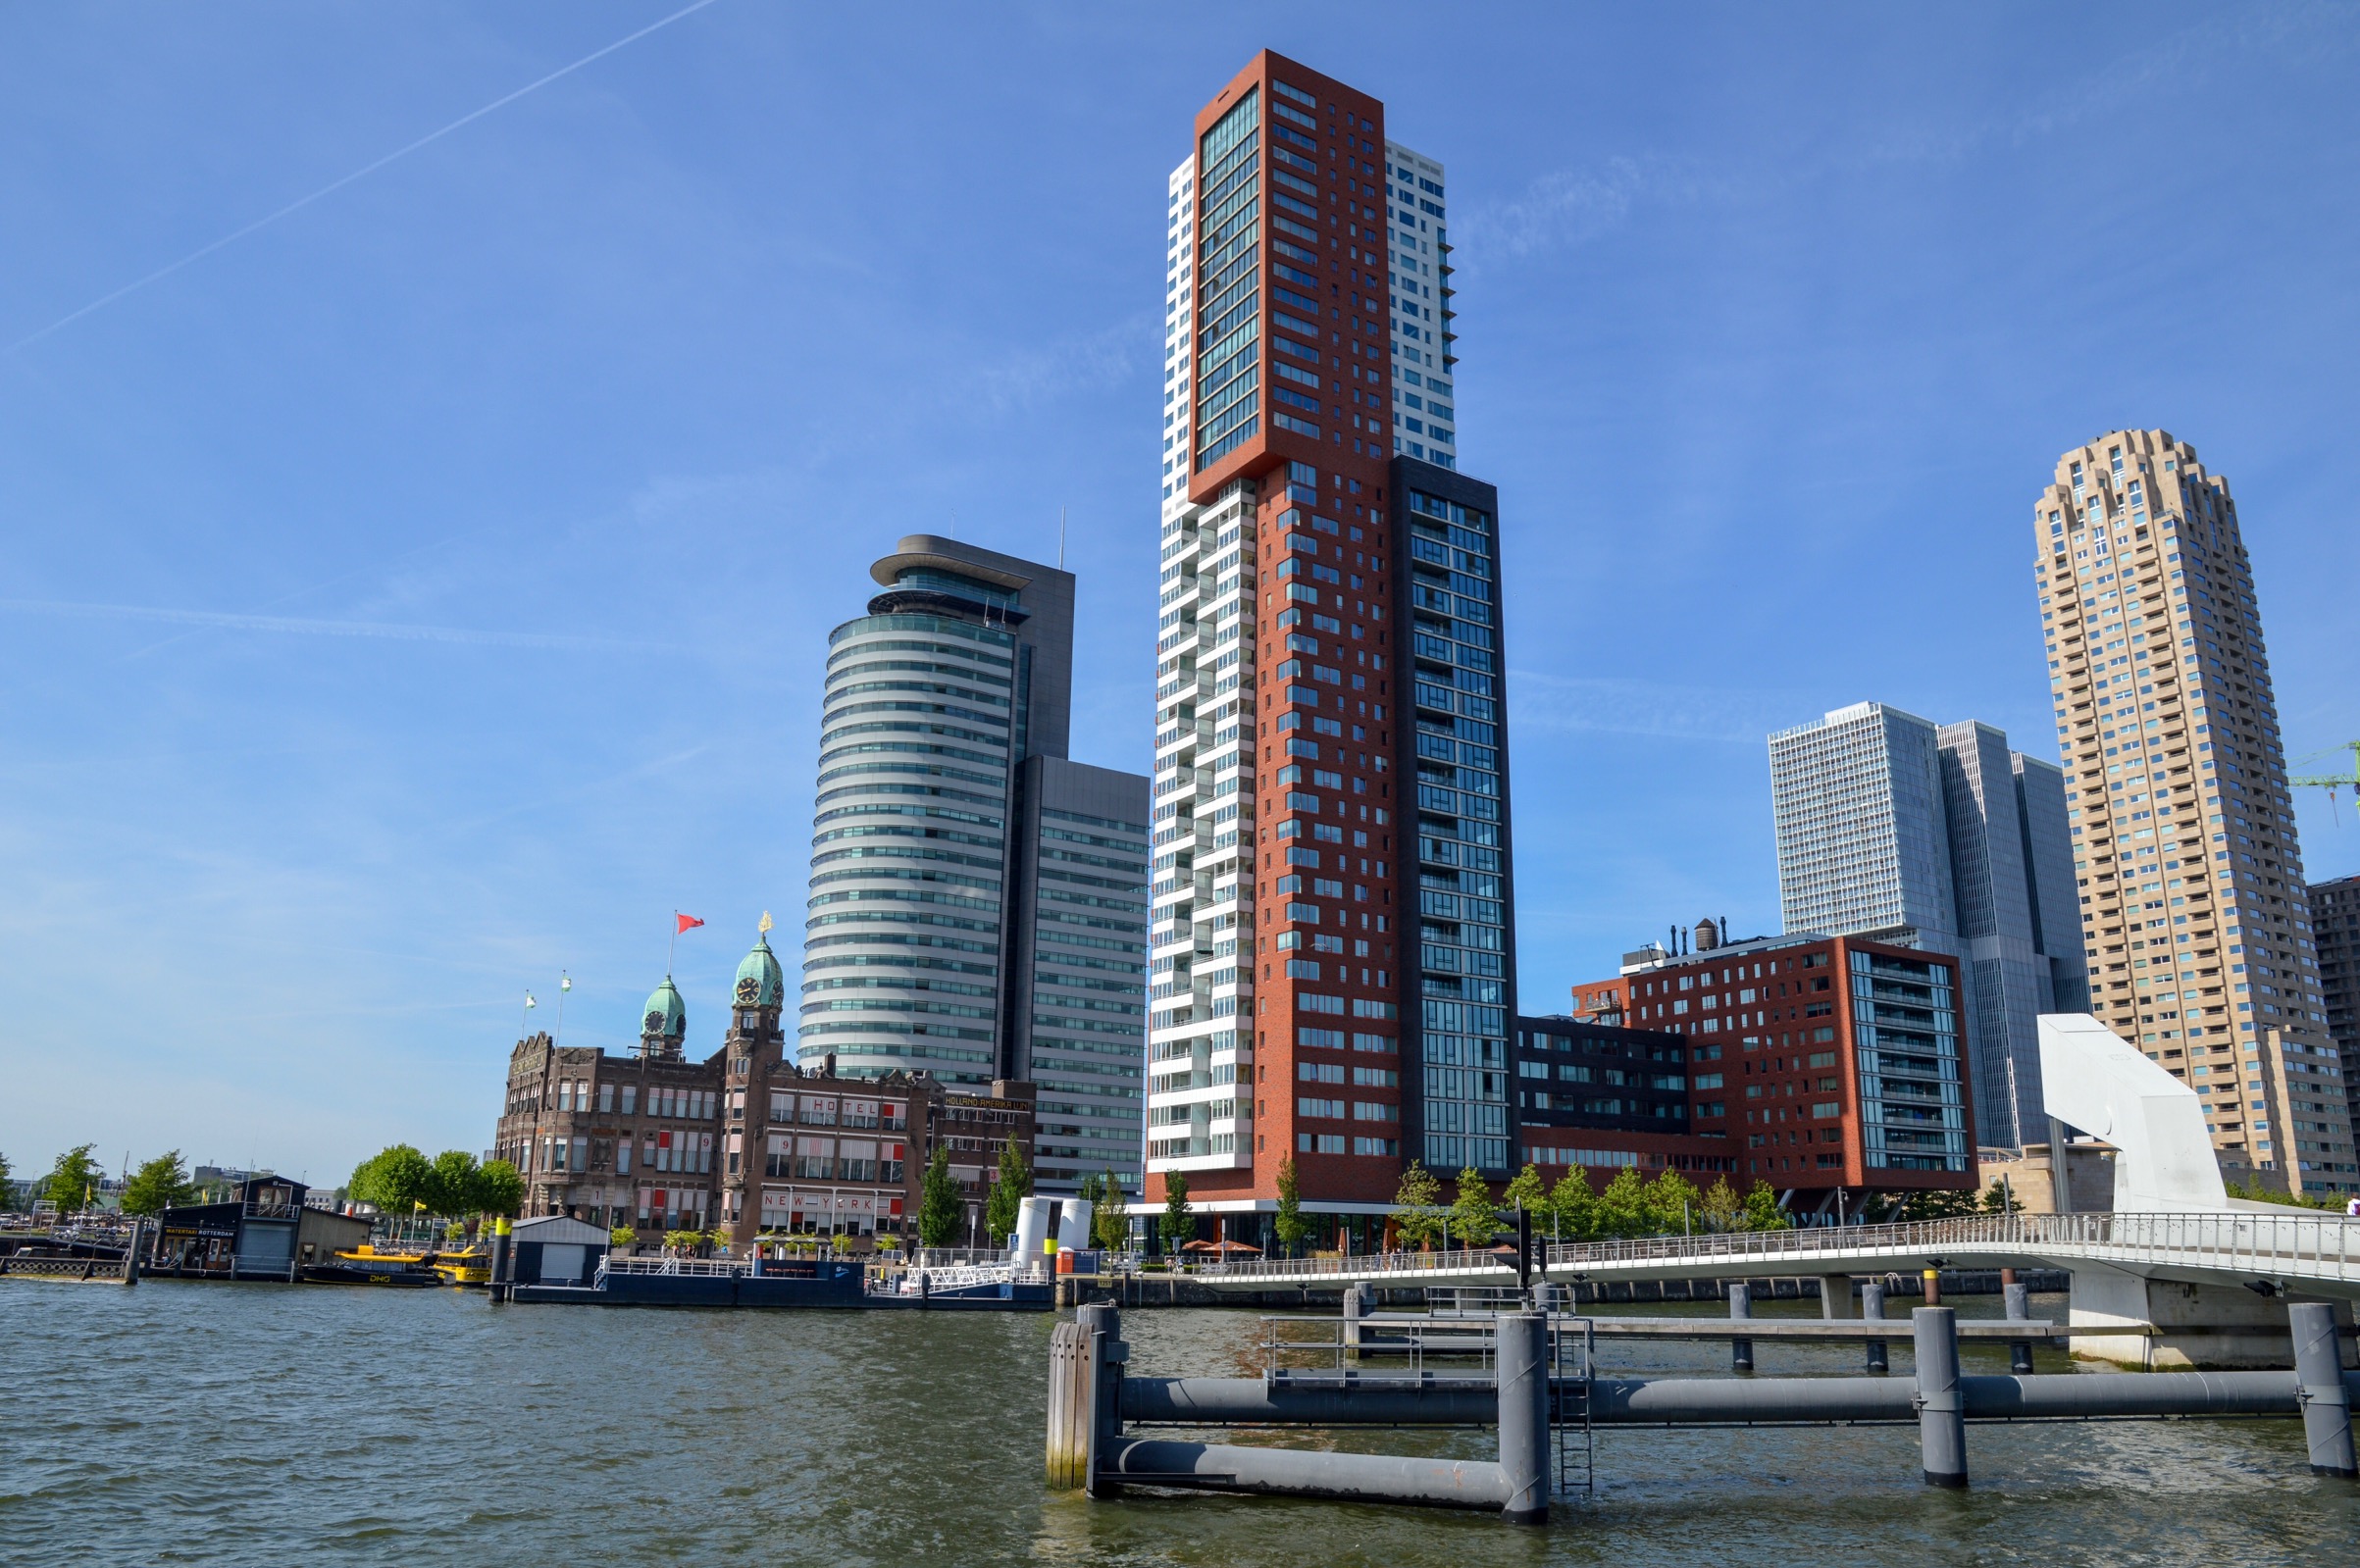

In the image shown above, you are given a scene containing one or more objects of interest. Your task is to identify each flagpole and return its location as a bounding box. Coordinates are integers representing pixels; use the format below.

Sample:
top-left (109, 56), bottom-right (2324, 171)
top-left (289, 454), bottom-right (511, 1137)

top-left (557, 971), bottom-right (569, 1048)
top-left (669, 912), bottom-right (678, 977)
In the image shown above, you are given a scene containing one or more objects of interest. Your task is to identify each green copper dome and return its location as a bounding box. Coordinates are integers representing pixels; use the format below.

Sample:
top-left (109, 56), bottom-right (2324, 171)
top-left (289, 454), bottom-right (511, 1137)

top-left (641, 976), bottom-right (687, 1042)
top-left (734, 931), bottom-right (784, 1008)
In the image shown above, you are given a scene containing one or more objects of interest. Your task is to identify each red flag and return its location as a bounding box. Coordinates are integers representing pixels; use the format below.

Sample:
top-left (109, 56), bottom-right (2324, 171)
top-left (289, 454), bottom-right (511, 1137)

top-left (676, 913), bottom-right (704, 934)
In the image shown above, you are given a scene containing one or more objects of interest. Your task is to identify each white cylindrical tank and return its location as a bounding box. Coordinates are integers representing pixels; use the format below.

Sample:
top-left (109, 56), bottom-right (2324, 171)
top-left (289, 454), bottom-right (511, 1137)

top-left (1057, 1198), bottom-right (1094, 1254)
top-left (1012, 1194), bottom-right (1052, 1263)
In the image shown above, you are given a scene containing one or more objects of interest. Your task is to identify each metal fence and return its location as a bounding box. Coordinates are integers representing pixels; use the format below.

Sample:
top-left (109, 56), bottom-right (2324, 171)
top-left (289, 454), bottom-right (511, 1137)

top-left (1190, 1212), bottom-right (2360, 1288)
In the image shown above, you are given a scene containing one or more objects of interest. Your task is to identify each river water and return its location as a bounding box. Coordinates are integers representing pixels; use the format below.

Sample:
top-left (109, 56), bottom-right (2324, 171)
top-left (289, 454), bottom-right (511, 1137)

top-left (3, 1279), bottom-right (2352, 1565)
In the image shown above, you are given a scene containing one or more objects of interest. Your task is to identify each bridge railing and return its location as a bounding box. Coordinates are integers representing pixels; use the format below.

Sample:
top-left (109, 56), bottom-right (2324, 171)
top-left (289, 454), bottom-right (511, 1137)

top-left (1193, 1211), bottom-right (2360, 1283)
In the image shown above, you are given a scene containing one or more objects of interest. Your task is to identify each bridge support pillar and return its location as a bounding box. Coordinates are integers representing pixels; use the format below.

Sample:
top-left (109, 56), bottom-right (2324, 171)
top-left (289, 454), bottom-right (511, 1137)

top-left (1819, 1274), bottom-right (1853, 1319)
top-left (2291, 1301), bottom-right (2356, 1477)
top-left (2068, 1267), bottom-right (2320, 1370)
top-left (1728, 1281), bottom-right (1754, 1373)
top-left (1914, 1306), bottom-right (1968, 1489)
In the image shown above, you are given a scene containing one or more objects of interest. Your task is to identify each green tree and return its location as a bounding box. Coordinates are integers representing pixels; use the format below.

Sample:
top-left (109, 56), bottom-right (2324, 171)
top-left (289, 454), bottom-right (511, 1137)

top-left (1700, 1175), bottom-right (1744, 1233)
top-left (917, 1145), bottom-right (962, 1247)
top-left (1272, 1156), bottom-right (1310, 1257)
top-left (985, 1135), bottom-right (1032, 1244)
top-left (121, 1150), bottom-right (197, 1216)
top-left (1644, 1169), bottom-right (1701, 1237)
top-left (1595, 1167), bottom-right (1650, 1239)
top-left (1157, 1170), bottom-right (1194, 1253)
top-left (44, 1144), bottom-right (104, 1213)
top-left (1546, 1169), bottom-right (1597, 1242)
top-left (1448, 1166), bottom-right (1500, 1251)
top-left (348, 1144), bottom-right (433, 1216)
top-left (2226, 1180), bottom-right (2329, 1210)
top-left (1390, 1160), bottom-right (1444, 1251)
top-left (1741, 1180), bottom-right (1791, 1231)
top-left (1094, 1167), bottom-right (1131, 1252)
top-left (1980, 1178), bottom-right (2024, 1215)
top-left (609, 1225), bottom-right (637, 1248)
top-left (421, 1150), bottom-right (484, 1216)
top-left (0, 1149), bottom-right (15, 1211)
top-left (474, 1159), bottom-right (525, 1219)
top-left (1502, 1162), bottom-right (1548, 1226)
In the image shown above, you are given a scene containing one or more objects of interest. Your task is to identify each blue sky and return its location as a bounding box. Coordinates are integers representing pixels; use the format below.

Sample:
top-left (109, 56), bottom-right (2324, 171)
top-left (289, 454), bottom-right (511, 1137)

top-left (3, 3), bottom-right (2355, 1187)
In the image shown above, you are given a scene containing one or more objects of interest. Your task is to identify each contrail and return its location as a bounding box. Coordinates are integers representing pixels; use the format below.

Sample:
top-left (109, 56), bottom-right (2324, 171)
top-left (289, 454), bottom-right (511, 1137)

top-left (4, 0), bottom-right (723, 356)
top-left (0, 598), bottom-right (669, 654)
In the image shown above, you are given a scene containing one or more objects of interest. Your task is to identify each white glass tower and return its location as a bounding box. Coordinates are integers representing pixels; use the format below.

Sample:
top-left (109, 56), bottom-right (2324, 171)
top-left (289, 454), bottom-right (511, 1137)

top-left (1383, 142), bottom-right (1456, 469)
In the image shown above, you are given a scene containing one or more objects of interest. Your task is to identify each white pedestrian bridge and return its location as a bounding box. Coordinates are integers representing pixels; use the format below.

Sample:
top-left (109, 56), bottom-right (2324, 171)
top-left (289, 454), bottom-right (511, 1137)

top-left (1189, 1215), bottom-right (2359, 1369)
top-left (1191, 1210), bottom-right (2360, 1298)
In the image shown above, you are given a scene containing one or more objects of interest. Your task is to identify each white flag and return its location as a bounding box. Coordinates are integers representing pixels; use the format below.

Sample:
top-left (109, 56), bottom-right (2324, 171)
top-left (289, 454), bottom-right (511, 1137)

top-left (525, 992), bottom-right (538, 1009)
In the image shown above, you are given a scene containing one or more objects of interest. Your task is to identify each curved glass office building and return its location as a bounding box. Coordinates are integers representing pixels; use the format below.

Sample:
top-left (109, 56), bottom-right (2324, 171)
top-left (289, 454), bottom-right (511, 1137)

top-left (799, 535), bottom-right (1152, 1196)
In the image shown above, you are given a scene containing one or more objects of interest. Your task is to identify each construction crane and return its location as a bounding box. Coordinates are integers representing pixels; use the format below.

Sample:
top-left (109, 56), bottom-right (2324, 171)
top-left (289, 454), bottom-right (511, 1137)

top-left (2288, 740), bottom-right (2360, 824)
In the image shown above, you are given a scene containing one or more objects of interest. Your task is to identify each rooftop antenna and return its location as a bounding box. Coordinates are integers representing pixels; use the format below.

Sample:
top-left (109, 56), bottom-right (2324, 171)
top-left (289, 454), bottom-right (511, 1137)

top-left (1057, 506), bottom-right (1066, 571)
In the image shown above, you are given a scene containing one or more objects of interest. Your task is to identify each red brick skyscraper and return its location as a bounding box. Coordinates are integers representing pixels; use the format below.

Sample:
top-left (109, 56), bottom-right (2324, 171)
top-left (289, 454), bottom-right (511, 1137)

top-left (1148, 53), bottom-right (1423, 1243)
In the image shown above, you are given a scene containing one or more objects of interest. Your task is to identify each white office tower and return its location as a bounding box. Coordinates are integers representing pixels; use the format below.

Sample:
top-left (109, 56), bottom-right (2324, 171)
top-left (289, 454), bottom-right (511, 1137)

top-left (1383, 141), bottom-right (1456, 469)
top-left (799, 535), bottom-right (1150, 1196)
top-left (1770, 702), bottom-right (2088, 1149)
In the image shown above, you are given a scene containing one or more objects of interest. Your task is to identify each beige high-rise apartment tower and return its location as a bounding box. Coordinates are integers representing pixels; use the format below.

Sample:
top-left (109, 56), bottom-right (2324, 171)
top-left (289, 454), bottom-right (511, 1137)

top-left (2033, 430), bottom-right (2355, 1197)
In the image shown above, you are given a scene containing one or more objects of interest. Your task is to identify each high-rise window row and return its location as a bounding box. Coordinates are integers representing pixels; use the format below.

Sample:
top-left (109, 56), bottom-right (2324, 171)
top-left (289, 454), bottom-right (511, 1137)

top-left (2033, 430), bottom-right (2353, 1192)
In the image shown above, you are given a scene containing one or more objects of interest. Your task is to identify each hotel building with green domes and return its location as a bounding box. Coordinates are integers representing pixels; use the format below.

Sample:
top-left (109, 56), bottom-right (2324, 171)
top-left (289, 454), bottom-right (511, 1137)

top-left (492, 922), bottom-right (1039, 1248)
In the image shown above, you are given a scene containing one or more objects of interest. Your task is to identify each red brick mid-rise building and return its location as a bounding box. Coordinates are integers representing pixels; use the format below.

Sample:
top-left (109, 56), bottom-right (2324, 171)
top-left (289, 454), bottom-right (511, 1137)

top-left (1553, 931), bottom-right (1980, 1213)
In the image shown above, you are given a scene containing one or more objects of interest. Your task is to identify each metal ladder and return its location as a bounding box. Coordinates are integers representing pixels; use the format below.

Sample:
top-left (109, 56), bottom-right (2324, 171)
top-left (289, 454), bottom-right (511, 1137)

top-left (1547, 1315), bottom-right (1596, 1498)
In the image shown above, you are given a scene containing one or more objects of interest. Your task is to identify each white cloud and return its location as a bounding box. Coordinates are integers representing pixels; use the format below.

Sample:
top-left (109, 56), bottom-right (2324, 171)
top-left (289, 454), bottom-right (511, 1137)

top-left (1511, 671), bottom-right (1802, 745)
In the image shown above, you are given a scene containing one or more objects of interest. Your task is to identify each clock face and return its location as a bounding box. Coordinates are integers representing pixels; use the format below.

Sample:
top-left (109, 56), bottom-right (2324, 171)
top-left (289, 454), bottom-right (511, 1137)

top-left (736, 977), bottom-right (759, 1003)
top-left (644, 1009), bottom-right (665, 1034)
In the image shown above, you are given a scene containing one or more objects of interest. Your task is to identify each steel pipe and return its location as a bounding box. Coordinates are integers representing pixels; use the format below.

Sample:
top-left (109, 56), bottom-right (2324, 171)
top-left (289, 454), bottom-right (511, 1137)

top-left (2005, 1281), bottom-right (2034, 1376)
top-left (1097, 1436), bottom-right (1514, 1510)
top-left (1916, 1307), bottom-right (1968, 1488)
top-left (1495, 1312), bottom-right (1550, 1523)
top-left (1124, 1377), bottom-right (1499, 1426)
top-left (1587, 1375), bottom-right (1916, 1425)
